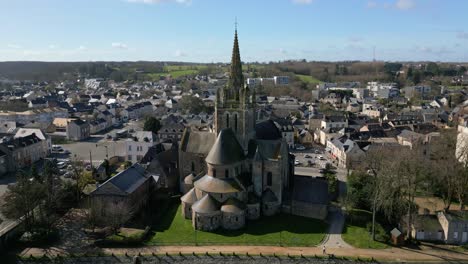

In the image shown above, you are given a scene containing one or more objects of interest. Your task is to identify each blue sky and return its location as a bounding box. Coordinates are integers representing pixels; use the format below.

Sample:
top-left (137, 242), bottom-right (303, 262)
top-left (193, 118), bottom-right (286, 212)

top-left (0, 0), bottom-right (467, 62)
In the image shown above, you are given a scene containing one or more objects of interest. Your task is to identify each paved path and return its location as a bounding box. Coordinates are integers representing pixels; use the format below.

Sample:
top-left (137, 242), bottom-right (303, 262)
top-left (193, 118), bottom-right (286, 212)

top-left (321, 208), bottom-right (352, 249)
top-left (21, 244), bottom-right (468, 262)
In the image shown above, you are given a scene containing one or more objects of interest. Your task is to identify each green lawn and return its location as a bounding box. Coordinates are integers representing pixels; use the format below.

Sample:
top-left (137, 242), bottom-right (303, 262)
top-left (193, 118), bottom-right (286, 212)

top-left (342, 209), bottom-right (390, 249)
top-left (147, 203), bottom-right (327, 246)
top-left (296, 74), bottom-right (322, 84)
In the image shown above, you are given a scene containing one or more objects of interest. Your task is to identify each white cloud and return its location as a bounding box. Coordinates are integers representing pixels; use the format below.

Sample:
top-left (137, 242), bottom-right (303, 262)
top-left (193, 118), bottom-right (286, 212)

top-left (125, 0), bottom-right (191, 5)
top-left (7, 44), bottom-right (21, 49)
top-left (78, 45), bottom-right (87, 51)
top-left (366, 1), bottom-right (377, 8)
top-left (457, 31), bottom-right (468, 39)
top-left (291, 0), bottom-right (313, 5)
top-left (368, 0), bottom-right (416, 11)
top-left (174, 49), bottom-right (187, 57)
top-left (395, 0), bottom-right (415, 10)
top-left (111, 42), bottom-right (128, 49)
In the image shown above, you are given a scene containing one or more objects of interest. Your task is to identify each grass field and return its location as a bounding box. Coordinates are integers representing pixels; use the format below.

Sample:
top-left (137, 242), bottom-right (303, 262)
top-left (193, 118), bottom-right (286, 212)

top-left (147, 203), bottom-right (327, 246)
top-left (342, 209), bottom-right (390, 249)
top-left (296, 74), bottom-right (322, 84)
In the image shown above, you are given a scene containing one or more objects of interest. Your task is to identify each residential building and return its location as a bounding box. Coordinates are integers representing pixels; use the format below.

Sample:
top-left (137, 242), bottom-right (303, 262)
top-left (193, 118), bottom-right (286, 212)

top-left (66, 119), bottom-right (90, 141)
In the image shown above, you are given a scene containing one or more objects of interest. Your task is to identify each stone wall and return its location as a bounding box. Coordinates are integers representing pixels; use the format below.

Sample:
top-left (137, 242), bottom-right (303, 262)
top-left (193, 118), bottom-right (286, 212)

top-left (291, 201), bottom-right (328, 220)
top-left (221, 211), bottom-right (246, 230)
top-left (192, 211), bottom-right (222, 231)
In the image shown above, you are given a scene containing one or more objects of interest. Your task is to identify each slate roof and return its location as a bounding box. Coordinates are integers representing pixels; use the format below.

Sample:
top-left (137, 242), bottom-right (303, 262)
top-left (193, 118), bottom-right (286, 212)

top-left (91, 164), bottom-right (149, 196)
top-left (255, 120), bottom-right (282, 140)
top-left (205, 128), bottom-right (244, 165)
top-left (292, 176), bottom-right (329, 204)
top-left (180, 129), bottom-right (216, 155)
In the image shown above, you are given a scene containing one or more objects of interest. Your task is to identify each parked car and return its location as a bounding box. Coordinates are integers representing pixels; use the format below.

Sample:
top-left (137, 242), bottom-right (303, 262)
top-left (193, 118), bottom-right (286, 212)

top-left (57, 162), bottom-right (67, 169)
top-left (106, 134), bottom-right (112, 140)
top-left (318, 156), bottom-right (325, 160)
top-left (295, 145), bottom-right (306, 151)
top-left (63, 171), bottom-right (73, 178)
top-left (304, 154), bottom-right (312, 158)
top-left (294, 160), bottom-right (301, 166)
top-left (52, 145), bottom-right (63, 152)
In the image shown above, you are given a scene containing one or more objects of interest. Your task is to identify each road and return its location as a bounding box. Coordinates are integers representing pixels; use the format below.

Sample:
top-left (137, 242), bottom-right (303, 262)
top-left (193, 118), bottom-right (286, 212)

top-left (292, 147), bottom-right (351, 250)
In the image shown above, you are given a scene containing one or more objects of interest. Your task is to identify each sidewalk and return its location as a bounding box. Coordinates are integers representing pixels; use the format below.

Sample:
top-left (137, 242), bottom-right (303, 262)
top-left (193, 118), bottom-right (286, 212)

top-left (21, 243), bottom-right (468, 262)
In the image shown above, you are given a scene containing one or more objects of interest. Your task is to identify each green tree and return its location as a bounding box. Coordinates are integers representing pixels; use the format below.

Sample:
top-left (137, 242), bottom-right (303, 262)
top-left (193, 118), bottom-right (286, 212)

top-left (143, 117), bottom-right (162, 134)
top-left (178, 95), bottom-right (206, 114)
top-left (412, 70), bottom-right (422, 84)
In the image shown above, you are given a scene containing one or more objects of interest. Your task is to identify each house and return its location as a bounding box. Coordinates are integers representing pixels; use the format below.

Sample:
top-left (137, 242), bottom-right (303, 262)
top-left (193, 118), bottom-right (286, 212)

top-left (158, 123), bottom-right (185, 143)
top-left (28, 98), bottom-right (48, 109)
top-left (272, 118), bottom-right (294, 148)
top-left (0, 134), bottom-right (47, 172)
top-left (123, 131), bottom-right (158, 163)
top-left (327, 136), bottom-right (365, 168)
top-left (404, 85), bottom-right (432, 99)
top-left (321, 115), bottom-right (348, 130)
top-left (14, 128), bottom-right (51, 153)
top-left (66, 119), bottom-right (90, 141)
top-left (438, 211), bottom-right (468, 244)
top-left (89, 118), bottom-right (108, 134)
top-left (90, 163), bottom-right (159, 214)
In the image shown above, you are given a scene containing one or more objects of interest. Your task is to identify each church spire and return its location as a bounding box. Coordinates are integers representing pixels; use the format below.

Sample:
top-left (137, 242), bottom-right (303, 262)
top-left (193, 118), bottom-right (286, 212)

top-left (230, 24), bottom-right (244, 91)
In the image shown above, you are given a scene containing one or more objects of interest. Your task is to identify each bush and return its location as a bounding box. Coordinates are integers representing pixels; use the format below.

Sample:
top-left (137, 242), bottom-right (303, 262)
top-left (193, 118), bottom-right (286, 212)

top-left (366, 222), bottom-right (389, 242)
top-left (19, 228), bottom-right (59, 247)
top-left (96, 226), bottom-right (150, 247)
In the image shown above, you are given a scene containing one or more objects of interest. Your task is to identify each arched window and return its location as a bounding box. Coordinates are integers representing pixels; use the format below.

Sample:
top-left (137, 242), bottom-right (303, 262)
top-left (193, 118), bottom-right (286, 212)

top-left (213, 169), bottom-right (216, 177)
top-left (234, 114), bottom-right (238, 132)
top-left (225, 169), bottom-right (229, 178)
top-left (267, 172), bottom-right (273, 186)
top-left (226, 113), bottom-right (230, 128)
top-left (191, 162), bottom-right (195, 172)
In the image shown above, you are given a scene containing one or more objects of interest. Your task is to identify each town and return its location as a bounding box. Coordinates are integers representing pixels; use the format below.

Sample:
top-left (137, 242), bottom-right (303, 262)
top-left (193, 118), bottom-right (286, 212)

top-left (1, 1), bottom-right (468, 263)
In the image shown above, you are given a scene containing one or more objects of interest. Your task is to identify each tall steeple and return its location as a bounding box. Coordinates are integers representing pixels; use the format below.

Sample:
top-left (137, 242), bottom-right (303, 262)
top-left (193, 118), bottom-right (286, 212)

top-left (229, 26), bottom-right (244, 92)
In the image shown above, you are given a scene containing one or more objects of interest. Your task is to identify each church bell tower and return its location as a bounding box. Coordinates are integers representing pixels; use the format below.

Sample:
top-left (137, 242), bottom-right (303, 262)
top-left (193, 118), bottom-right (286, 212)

top-left (214, 27), bottom-right (256, 151)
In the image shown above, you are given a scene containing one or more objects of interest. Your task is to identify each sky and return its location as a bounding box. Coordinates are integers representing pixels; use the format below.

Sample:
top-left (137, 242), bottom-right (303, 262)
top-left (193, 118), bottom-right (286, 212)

top-left (0, 0), bottom-right (467, 62)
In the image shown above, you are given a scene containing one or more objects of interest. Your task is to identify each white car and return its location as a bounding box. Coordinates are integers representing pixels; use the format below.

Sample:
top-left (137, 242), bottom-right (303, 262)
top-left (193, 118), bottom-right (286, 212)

top-left (296, 145), bottom-right (306, 151)
top-left (294, 160), bottom-right (301, 166)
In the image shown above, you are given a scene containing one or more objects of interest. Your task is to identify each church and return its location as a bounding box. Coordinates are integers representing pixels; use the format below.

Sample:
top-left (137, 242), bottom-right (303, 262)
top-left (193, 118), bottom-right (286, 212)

top-left (178, 29), bottom-right (326, 232)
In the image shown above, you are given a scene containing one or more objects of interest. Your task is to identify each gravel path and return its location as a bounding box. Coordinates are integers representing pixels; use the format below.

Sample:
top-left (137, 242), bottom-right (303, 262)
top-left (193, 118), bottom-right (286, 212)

top-left (21, 243), bottom-right (468, 262)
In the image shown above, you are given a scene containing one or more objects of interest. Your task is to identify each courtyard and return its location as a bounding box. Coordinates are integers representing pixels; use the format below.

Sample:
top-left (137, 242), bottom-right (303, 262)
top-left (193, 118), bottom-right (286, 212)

top-left (147, 203), bottom-right (328, 246)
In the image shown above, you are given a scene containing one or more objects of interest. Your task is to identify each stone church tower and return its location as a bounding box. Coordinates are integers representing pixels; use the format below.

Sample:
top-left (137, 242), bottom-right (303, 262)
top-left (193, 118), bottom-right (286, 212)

top-left (214, 29), bottom-right (256, 151)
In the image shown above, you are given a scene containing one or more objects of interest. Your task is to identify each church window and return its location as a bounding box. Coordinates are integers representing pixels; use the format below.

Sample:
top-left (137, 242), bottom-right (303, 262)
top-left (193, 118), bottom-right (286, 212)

top-left (225, 169), bottom-right (229, 178)
top-left (191, 162), bottom-right (195, 172)
top-left (267, 172), bottom-right (272, 186)
top-left (234, 114), bottom-right (238, 132)
top-left (226, 113), bottom-right (230, 128)
top-left (213, 169), bottom-right (216, 177)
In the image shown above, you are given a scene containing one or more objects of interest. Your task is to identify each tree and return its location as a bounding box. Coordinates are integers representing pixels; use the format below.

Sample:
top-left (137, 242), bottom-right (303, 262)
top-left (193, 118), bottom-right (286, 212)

top-left (412, 70), bottom-right (422, 84)
top-left (455, 132), bottom-right (468, 210)
top-left (178, 95), bottom-right (206, 114)
top-left (1, 171), bottom-right (46, 232)
top-left (407, 67), bottom-right (413, 79)
top-left (143, 117), bottom-right (161, 134)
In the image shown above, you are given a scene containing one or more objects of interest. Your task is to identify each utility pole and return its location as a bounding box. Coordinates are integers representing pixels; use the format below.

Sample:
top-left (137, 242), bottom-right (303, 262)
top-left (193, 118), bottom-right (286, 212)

top-left (89, 150), bottom-right (93, 169)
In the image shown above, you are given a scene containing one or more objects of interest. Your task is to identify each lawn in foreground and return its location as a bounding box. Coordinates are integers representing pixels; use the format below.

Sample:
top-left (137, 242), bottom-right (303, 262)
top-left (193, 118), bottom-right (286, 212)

top-left (342, 209), bottom-right (389, 249)
top-left (147, 203), bottom-right (327, 246)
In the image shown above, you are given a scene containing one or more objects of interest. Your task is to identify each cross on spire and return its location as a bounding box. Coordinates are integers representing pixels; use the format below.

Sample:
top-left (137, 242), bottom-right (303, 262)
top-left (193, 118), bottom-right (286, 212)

top-left (235, 17), bottom-right (238, 31)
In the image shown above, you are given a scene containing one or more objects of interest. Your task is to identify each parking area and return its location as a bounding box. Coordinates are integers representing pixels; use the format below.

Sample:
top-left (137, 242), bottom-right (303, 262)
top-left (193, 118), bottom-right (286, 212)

top-left (291, 146), bottom-right (330, 169)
